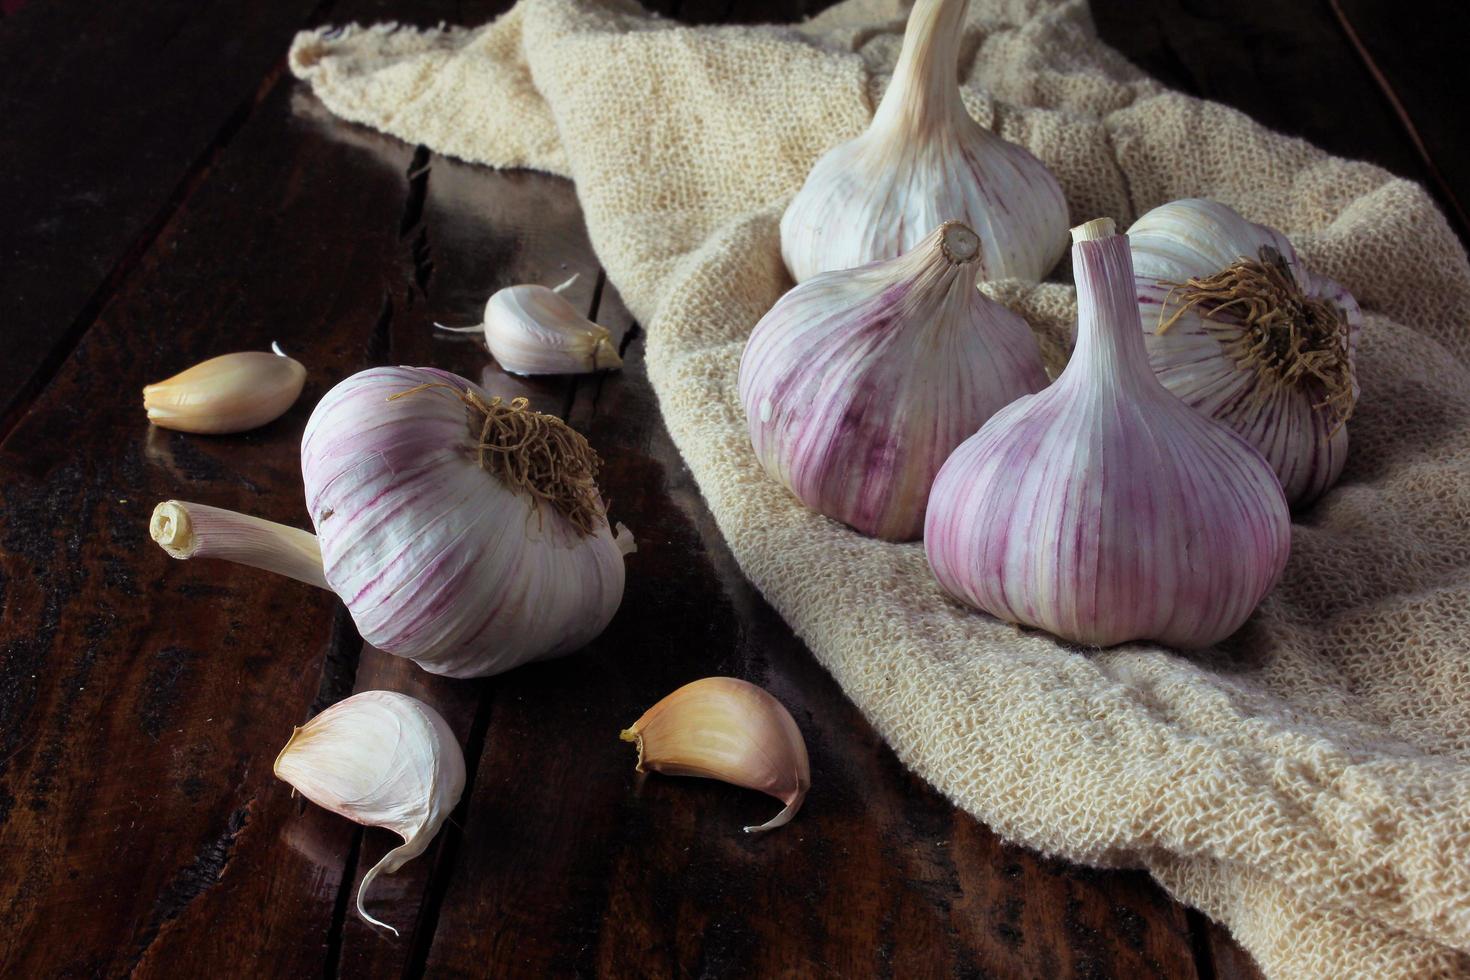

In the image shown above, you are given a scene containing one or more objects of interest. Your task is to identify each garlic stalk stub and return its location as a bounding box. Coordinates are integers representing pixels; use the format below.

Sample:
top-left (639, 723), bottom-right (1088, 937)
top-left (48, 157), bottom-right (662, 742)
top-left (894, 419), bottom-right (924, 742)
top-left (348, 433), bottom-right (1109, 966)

top-left (1129, 199), bottom-right (1361, 505)
top-left (621, 677), bottom-right (810, 833)
top-left (274, 690), bottom-right (466, 935)
top-left (925, 218), bottom-right (1291, 649)
top-left (438, 275), bottom-right (623, 376)
top-left (150, 367), bottom-right (635, 678)
top-left (740, 221), bottom-right (1048, 541)
top-left (780, 0), bottom-right (1068, 283)
top-left (143, 348), bottom-right (307, 434)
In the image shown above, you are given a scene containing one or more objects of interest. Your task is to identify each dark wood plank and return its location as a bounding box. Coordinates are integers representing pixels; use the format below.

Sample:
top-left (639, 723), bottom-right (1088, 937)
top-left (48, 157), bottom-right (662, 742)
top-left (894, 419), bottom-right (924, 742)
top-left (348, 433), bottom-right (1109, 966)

top-left (0, 72), bottom-right (422, 979)
top-left (0, 0), bottom-right (321, 435)
top-left (417, 286), bottom-right (1201, 979)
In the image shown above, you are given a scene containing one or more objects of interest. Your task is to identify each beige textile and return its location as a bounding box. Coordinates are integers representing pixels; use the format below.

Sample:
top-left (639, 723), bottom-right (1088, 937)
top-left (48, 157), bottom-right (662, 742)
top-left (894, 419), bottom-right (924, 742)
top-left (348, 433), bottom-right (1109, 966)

top-left (288, 1), bottom-right (1470, 975)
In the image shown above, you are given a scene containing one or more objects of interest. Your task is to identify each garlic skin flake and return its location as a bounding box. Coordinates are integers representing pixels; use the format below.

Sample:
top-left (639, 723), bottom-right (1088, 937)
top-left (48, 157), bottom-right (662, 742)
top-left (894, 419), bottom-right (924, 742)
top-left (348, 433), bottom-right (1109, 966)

top-left (301, 367), bottom-right (635, 677)
top-left (440, 276), bottom-right (623, 376)
top-left (780, 0), bottom-right (1068, 283)
top-left (740, 221), bottom-right (1048, 541)
top-left (1130, 199), bottom-right (1362, 505)
top-left (143, 349), bottom-right (306, 434)
top-left (925, 218), bottom-right (1291, 650)
top-left (274, 690), bottom-right (466, 935)
top-left (621, 677), bottom-right (810, 833)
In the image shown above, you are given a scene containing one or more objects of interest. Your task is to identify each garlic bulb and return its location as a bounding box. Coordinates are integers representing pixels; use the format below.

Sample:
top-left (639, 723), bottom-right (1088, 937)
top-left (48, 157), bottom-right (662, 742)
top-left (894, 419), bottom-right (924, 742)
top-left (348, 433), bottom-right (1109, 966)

top-left (740, 221), bottom-right (1047, 541)
top-left (925, 218), bottom-right (1290, 649)
top-left (151, 367), bottom-right (635, 678)
top-left (274, 690), bottom-right (466, 934)
top-left (780, 0), bottom-right (1068, 283)
top-left (438, 274), bottom-right (622, 376)
top-left (1129, 199), bottom-right (1362, 505)
top-left (621, 677), bottom-right (810, 833)
top-left (143, 346), bottom-right (306, 433)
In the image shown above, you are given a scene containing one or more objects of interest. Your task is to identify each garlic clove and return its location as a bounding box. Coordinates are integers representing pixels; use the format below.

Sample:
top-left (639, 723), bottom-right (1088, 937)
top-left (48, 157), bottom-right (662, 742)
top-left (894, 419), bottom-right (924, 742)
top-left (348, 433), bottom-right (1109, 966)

top-left (741, 220), bottom-right (1049, 541)
top-left (621, 677), bottom-right (810, 833)
top-left (438, 276), bottom-right (622, 376)
top-left (925, 217), bottom-right (1291, 649)
top-left (1128, 199), bottom-right (1361, 505)
top-left (780, 0), bottom-right (1068, 283)
top-left (274, 690), bottom-right (466, 935)
top-left (143, 348), bottom-right (307, 434)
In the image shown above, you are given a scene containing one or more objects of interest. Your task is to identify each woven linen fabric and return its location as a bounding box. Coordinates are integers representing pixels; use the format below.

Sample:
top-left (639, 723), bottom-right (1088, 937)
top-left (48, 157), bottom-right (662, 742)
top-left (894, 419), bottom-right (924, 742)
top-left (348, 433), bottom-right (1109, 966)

top-left (289, 1), bottom-right (1470, 975)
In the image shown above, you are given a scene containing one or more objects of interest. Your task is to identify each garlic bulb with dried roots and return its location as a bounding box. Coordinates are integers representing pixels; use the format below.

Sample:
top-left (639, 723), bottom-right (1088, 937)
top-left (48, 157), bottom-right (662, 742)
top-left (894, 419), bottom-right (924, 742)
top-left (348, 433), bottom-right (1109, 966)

top-left (438, 274), bottom-right (622, 376)
top-left (621, 677), bottom-right (810, 833)
top-left (143, 346), bottom-right (306, 433)
top-left (151, 367), bottom-right (635, 677)
top-left (780, 0), bottom-right (1068, 283)
top-left (740, 221), bottom-right (1048, 541)
top-left (1129, 199), bottom-right (1361, 505)
top-left (274, 690), bottom-right (465, 935)
top-left (925, 218), bottom-right (1290, 649)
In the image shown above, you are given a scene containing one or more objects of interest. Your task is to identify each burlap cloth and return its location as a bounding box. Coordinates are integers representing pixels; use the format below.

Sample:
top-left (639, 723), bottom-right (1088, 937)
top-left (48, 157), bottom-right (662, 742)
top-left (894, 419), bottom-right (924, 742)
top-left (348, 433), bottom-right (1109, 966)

top-left (288, 1), bottom-right (1470, 974)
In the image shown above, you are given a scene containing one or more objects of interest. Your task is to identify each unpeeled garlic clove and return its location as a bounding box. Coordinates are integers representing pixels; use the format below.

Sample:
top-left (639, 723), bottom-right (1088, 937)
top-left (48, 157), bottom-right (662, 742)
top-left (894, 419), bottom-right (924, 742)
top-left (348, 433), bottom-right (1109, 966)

top-left (274, 690), bottom-right (466, 935)
top-left (780, 0), bottom-right (1068, 283)
top-left (438, 275), bottom-right (623, 376)
top-left (143, 347), bottom-right (307, 434)
top-left (621, 677), bottom-right (810, 833)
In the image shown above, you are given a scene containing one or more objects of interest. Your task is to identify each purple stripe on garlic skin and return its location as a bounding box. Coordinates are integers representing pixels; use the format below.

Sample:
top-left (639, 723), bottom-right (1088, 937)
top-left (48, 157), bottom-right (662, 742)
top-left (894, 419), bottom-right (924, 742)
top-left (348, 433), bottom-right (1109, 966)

top-left (924, 219), bottom-right (1290, 650)
top-left (301, 366), bottom-right (633, 678)
top-left (741, 221), bottom-right (1049, 542)
top-left (1128, 199), bottom-right (1362, 506)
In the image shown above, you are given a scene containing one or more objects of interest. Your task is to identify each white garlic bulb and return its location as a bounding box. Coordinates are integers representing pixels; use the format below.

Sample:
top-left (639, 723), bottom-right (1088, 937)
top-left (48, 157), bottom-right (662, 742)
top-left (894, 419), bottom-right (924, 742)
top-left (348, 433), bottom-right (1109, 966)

top-left (274, 690), bottom-right (466, 935)
top-left (143, 347), bottom-right (306, 434)
top-left (1129, 199), bottom-right (1362, 505)
top-left (780, 0), bottom-right (1068, 283)
top-left (740, 221), bottom-right (1048, 541)
top-left (439, 275), bottom-right (622, 376)
top-left (925, 218), bottom-right (1290, 649)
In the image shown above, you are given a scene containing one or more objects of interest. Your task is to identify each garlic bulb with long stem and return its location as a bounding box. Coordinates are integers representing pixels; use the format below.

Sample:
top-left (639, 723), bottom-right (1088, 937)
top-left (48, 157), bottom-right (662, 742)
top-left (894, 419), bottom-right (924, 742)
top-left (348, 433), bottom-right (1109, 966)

top-left (143, 346), bottom-right (307, 434)
top-left (274, 690), bottom-right (465, 935)
top-left (780, 0), bottom-right (1068, 283)
top-left (621, 677), bottom-right (810, 833)
top-left (1129, 199), bottom-right (1362, 505)
top-left (740, 221), bottom-right (1048, 541)
top-left (437, 274), bottom-right (623, 376)
top-left (151, 367), bottom-right (635, 678)
top-left (925, 218), bottom-right (1290, 649)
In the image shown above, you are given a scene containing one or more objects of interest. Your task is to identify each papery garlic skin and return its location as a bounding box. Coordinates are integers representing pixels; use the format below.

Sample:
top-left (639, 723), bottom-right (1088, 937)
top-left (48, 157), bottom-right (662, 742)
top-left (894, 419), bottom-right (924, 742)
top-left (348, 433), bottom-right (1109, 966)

top-left (440, 278), bottom-right (622, 376)
top-left (621, 677), bottom-right (810, 833)
top-left (741, 221), bottom-right (1048, 541)
top-left (274, 690), bottom-right (465, 935)
top-left (143, 350), bottom-right (306, 434)
top-left (1129, 199), bottom-right (1362, 505)
top-left (780, 0), bottom-right (1068, 283)
top-left (301, 366), bottom-right (634, 678)
top-left (925, 218), bottom-right (1290, 650)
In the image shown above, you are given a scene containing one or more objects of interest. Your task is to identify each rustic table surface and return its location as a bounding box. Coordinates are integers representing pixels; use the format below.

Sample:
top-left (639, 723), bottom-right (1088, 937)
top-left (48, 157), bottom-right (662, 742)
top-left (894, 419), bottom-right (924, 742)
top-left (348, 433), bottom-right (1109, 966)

top-left (1, 0), bottom-right (1464, 976)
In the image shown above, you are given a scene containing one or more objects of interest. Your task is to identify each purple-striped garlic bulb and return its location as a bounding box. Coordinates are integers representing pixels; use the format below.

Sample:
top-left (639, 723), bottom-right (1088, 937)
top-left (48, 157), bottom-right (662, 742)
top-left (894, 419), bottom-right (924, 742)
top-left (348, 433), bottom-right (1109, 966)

top-left (925, 218), bottom-right (1290, 649)
top-left (780, 0), bottom-right (1068, 283)
top-left (150, 366), bottom-right (635, 678)
top-left (1129, 199), bottom-right (1362, 505)
top-left (740, 221), bottom-right (1049, 542)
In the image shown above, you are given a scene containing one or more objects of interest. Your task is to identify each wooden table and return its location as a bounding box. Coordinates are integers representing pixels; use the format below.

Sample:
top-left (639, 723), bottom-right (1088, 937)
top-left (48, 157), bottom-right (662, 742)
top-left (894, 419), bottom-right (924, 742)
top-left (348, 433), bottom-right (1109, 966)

top-left (1, 1), bottom-right (1463, 976)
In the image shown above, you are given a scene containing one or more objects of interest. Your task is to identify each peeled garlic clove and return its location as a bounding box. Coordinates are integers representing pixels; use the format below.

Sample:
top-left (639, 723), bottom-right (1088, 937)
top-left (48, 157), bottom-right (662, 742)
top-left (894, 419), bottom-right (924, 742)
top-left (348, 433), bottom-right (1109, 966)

top-left (1128, 199), bottom-right (1361, 505)
top-left (274, 690), bottom-right (466, 935)
top-left (621, 677), bottom-right (810, 833)
top-left (925, 218), bottom-right (1291, 650)
top-left (780, 0), bottom-right (1068, 283)
top-left (440, 276), bottom-right (622, 376)
top-left (740, 221), bottom-right (1048, 541)
top-left (143, 348), bottom-right (307, 434)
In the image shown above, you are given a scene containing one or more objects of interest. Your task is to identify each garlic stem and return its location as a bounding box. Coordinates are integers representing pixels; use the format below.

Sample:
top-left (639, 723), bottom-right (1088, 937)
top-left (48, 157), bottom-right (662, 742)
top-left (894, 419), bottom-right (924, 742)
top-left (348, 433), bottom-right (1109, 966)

top-left (872, 0), bottom-right (969, 137)
top-left (150, 500), bottom-right (329, 591)
top-left (1067, 217), bottom-right (1156, 390)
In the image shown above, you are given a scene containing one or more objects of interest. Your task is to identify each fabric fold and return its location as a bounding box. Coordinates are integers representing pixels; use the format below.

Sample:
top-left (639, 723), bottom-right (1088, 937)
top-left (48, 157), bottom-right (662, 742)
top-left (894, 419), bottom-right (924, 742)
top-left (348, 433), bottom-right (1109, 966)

top-left (290, 1), bottom-right (1470, 974)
